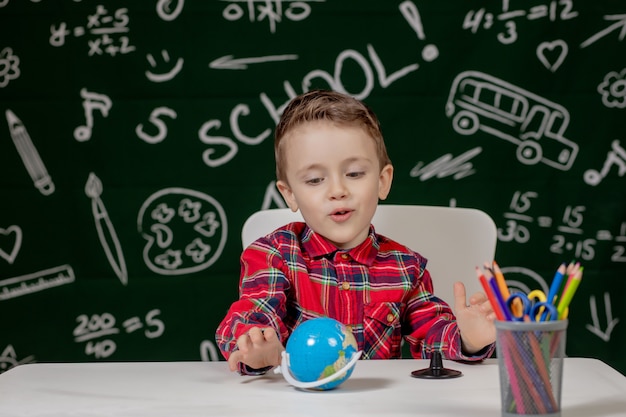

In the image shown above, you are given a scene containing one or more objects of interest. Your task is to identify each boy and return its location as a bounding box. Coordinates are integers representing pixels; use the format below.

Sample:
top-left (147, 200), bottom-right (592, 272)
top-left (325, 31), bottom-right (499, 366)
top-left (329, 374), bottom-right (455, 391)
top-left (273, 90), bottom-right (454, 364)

top-left (216, 90), bottom-right (496, 374)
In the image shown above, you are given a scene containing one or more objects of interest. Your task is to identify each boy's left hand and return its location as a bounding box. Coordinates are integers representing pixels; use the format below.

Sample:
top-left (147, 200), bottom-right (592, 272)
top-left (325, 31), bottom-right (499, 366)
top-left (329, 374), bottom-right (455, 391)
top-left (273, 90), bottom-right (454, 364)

top-left (453, 281), bottom-right (496, 354)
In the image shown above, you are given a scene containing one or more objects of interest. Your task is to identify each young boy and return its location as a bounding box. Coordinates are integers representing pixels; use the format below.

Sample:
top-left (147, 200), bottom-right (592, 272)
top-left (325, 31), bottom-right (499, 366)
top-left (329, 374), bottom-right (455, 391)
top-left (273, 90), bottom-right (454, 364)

top-left (216, 90), bottom-right (496, 375)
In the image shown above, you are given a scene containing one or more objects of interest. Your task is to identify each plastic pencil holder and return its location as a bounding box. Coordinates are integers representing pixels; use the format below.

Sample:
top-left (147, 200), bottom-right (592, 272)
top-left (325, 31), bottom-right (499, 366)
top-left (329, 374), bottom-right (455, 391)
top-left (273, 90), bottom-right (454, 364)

top-left (495, 319), bottom-right (568, 417)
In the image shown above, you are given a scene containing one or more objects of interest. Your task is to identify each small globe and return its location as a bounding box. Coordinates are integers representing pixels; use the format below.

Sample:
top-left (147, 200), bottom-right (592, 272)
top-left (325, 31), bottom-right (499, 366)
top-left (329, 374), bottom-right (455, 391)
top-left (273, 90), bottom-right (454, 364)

top-left (284, 317), bottom-right (359, 390)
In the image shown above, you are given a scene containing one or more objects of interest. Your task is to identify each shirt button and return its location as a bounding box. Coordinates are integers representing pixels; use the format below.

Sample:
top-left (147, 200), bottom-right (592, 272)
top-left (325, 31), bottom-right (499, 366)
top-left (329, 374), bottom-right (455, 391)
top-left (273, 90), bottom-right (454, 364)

top-left (341, 253), bottom-right (349, 260)
top-left (386, 313), bottom-right (395, 323)
top-left (342, 282), bottom-right (350, 290)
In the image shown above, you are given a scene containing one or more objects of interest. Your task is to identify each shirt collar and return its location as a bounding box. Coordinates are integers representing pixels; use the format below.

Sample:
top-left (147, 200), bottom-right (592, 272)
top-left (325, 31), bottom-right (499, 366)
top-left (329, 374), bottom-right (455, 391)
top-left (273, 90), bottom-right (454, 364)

top-left (301, 224), bottom-right (380, 266)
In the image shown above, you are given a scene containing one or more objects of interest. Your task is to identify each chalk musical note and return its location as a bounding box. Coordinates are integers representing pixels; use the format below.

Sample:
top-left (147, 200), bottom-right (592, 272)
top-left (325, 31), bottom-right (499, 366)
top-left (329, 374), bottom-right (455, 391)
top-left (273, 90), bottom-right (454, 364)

top-left (5, 109), bottom-right (55, 195)
top-left (74, 88), bottom-right (112, 142)
top-left (85, 172), bottom-right (128, 285)
top-left (583, 140), bottom-right (626, 186)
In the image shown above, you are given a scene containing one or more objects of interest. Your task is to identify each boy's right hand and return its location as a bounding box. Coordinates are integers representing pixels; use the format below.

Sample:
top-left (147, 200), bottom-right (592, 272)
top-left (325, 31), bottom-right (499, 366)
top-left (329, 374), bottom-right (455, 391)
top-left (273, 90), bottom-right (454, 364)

top-left (227, 326), bottom-right (285, 372)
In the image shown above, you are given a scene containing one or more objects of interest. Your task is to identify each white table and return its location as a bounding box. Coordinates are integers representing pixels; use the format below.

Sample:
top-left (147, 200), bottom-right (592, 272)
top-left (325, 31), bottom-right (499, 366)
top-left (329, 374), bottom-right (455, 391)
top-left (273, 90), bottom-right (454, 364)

top-left (0, 358), bottom-right (624, 417)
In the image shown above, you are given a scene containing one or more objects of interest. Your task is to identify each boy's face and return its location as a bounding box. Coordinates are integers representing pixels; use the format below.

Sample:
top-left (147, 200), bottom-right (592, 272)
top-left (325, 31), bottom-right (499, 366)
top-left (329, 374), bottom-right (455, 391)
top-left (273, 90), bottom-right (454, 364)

top-left (276, 120), bottom-right (393, 249)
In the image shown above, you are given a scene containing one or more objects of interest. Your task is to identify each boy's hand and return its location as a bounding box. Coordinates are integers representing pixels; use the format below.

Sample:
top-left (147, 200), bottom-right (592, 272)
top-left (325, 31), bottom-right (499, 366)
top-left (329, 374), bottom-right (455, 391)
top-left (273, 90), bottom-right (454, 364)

top-left (227, 327), bottom-right (285, 372)
top-left (453, 281), bottom-right (496, 354)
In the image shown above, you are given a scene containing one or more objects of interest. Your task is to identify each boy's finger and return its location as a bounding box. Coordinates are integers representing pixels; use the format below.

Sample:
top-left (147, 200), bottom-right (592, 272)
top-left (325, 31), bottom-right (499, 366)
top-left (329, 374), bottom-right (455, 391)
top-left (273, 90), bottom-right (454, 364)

top-left (228, 351), bottom-right (242, 372)
top-left (248, 327), bottom-right (265, 344)
top-left (453, 281), bottom-right (467, 311)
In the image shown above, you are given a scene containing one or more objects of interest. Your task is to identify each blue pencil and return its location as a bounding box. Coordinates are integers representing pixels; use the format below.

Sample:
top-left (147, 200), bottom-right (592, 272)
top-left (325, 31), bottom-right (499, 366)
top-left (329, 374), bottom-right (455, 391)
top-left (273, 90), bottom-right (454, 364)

top-left (489, 277), bottom-right (512, 321)
top-left (541, 263), bottom-right (566, 320)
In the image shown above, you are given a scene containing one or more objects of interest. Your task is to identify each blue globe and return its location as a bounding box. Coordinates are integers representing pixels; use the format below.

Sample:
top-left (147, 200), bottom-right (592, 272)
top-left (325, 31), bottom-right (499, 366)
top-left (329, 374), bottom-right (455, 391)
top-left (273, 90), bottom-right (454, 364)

top-left (284, 317), bottom-right (359, 390)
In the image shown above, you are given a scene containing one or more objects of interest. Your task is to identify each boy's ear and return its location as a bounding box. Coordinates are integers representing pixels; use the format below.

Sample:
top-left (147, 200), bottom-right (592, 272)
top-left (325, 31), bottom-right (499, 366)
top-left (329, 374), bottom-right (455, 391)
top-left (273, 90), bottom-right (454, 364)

top-left (276, 180), bottom-right (299, 212)
top-left (378, 164), bottom-right (394, 200)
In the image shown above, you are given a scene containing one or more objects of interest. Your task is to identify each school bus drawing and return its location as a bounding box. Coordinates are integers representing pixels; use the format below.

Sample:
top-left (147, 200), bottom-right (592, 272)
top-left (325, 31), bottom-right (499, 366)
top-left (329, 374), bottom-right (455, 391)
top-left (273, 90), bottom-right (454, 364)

top-left (445, 71), bottom-right (578, 171)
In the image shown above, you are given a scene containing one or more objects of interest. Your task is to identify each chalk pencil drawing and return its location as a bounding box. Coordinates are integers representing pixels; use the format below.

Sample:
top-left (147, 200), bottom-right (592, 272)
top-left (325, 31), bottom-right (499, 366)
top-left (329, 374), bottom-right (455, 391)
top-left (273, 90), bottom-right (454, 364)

top-left (6, 110), bottom-right (55, 195)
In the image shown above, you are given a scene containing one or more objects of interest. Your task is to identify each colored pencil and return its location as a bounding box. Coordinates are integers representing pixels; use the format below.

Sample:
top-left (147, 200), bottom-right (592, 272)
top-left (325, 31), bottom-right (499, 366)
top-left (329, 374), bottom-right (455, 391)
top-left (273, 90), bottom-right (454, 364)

top-left (475, 267), bottom-right (505, 321)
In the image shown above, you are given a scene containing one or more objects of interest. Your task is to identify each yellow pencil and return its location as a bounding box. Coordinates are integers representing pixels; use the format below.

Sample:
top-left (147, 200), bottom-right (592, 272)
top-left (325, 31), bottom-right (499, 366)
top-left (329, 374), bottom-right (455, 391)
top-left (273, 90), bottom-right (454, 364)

top-left (557, 267), bottom-right (583, 319)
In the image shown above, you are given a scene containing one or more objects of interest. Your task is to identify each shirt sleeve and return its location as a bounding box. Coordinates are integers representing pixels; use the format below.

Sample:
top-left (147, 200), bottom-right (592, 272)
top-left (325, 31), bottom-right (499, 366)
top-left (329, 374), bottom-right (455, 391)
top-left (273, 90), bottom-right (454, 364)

top-left (403, 266), bottom-right (495, 361)
top-left (215, 238), bottom-right (291, 374)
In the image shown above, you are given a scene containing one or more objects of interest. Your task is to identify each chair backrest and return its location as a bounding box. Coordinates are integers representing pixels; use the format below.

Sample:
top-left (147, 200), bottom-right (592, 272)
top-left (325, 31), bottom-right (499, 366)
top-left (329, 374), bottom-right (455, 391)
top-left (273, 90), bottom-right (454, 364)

top-left (241, 204), bottom-right (497, 309)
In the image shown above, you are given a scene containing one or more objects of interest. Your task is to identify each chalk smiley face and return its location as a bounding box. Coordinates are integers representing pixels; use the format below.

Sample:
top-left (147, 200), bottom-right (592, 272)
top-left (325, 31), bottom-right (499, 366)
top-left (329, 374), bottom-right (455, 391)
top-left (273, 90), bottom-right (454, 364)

top-left (137, 188), bottom-right (227, 275)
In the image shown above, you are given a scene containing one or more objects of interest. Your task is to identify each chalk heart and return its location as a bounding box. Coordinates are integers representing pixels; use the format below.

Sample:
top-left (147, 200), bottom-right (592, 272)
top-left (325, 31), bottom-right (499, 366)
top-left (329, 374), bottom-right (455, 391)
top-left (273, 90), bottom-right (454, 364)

top-left (537, 40), bottom-right (568, 72)
top-left (0, 225), bottom-right (22, 264)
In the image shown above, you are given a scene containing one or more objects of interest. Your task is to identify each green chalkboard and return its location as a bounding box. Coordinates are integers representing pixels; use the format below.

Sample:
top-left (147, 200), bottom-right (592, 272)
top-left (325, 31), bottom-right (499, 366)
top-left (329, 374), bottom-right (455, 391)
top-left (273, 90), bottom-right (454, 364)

top-left (1, 0), bottom-right (625, 375)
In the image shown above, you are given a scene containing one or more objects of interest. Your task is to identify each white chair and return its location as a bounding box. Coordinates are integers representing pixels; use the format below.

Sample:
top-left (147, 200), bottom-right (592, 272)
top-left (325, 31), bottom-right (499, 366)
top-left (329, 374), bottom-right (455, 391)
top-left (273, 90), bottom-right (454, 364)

top-left (241, 204), bottom-right (497, 309)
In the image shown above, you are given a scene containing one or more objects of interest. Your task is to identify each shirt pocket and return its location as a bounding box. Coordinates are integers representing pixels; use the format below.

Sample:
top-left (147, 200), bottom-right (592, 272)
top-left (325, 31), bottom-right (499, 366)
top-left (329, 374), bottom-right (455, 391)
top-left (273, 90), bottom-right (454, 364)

top-left (363, 301), bottom-right (403, 359)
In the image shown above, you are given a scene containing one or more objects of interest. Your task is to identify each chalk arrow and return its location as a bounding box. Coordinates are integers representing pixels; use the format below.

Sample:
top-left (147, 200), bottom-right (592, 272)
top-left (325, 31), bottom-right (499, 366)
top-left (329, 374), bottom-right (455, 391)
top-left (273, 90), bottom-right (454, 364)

top-left (585, 293), bottom-right (620, 342)
top-left (580, 14), bottom-right (626, 48)
top-left (209, 54), bottom-right (298, 70)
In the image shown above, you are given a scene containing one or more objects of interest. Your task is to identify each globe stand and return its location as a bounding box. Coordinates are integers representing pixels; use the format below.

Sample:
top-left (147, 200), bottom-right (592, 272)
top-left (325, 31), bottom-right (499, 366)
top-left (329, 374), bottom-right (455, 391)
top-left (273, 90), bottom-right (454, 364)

top-left (410, 351), bottom-right (463, 379)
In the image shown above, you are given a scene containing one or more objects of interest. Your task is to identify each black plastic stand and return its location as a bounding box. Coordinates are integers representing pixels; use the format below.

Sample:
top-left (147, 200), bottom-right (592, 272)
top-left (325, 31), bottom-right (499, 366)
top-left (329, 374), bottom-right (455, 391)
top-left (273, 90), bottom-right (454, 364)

top-left (410, 351), bottom-right (463, 379)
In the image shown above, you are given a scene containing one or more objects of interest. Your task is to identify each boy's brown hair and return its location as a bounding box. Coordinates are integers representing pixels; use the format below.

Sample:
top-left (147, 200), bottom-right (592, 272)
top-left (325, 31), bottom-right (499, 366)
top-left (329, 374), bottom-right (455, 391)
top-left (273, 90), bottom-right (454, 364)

top-left (274, 90), bottom-right (392, 182)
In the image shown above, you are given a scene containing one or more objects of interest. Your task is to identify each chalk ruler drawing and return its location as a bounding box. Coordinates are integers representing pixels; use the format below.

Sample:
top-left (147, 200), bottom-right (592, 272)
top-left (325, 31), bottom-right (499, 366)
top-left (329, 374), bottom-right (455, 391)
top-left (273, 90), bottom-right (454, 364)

top-left (5, 110), bottom-right (55, 195)
top-left (446, 71), bottom-right (579, 171)
top-left (0, 225), bottom-right (21, 264)
top-left (85, 173), bottom-right (128, 285)
top-left (137, 188), bottom-right (227, 275)
top-left (0, 265), bottom-right (75, 301)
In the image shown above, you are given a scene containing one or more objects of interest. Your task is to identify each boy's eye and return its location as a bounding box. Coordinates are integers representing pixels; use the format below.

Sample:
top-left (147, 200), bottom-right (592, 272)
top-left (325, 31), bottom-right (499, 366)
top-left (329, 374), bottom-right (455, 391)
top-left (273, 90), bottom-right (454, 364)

top-left (347, 171), bottom-right (365, 178)
top-left (305, 177), bottom-right (323, 185)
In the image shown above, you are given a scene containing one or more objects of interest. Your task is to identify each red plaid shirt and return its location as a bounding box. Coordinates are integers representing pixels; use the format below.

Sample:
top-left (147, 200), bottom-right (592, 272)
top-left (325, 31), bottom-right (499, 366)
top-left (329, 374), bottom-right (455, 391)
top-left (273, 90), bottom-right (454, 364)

top-left (216, 222), bottom-right (492, 372)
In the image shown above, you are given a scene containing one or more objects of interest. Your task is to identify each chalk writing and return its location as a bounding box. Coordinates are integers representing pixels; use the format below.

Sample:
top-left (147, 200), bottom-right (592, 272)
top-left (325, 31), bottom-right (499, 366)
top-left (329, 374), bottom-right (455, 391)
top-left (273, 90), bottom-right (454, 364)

top-left (463, 1), bottom-right (578, 44)
top-left (50, 5), bottom-right (135, 56)
top-left (73, 309), bottom-right (165, 359)
top-left (222, 0), bottom-right (324, 33)
top-left (136, 107), bottom-right (177, 144)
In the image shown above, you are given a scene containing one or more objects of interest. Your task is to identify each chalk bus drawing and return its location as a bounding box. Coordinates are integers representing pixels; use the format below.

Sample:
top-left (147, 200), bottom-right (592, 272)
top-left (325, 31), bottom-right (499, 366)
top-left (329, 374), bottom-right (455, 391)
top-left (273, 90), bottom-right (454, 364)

top-left (445, 71), bottom-right (579, 171)
top-left (85, 173), bottom-right (128, 285)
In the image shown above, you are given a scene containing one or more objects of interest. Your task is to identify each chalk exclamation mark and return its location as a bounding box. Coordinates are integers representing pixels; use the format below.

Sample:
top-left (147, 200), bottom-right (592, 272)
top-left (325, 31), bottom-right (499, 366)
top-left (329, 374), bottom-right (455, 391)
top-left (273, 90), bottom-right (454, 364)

top-left (399, 1), bottom-right (439, 62)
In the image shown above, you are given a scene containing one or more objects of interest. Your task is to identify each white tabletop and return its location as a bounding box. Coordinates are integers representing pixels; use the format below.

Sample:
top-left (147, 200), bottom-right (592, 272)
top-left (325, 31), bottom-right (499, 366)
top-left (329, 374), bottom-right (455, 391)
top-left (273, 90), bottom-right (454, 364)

top-left (0, 358), bottom-right (624, 417)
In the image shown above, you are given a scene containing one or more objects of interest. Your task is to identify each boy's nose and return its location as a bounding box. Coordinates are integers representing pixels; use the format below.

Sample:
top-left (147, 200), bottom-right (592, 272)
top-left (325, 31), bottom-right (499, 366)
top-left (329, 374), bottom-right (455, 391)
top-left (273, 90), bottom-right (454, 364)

top-left (328, 177), bottom-right (348, 199)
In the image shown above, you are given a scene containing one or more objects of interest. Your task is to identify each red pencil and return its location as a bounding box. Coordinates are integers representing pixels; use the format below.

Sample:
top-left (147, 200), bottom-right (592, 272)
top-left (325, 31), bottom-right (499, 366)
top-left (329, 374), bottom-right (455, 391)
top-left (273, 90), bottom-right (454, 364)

top-left (476, 266), bottom-right (506, 320)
